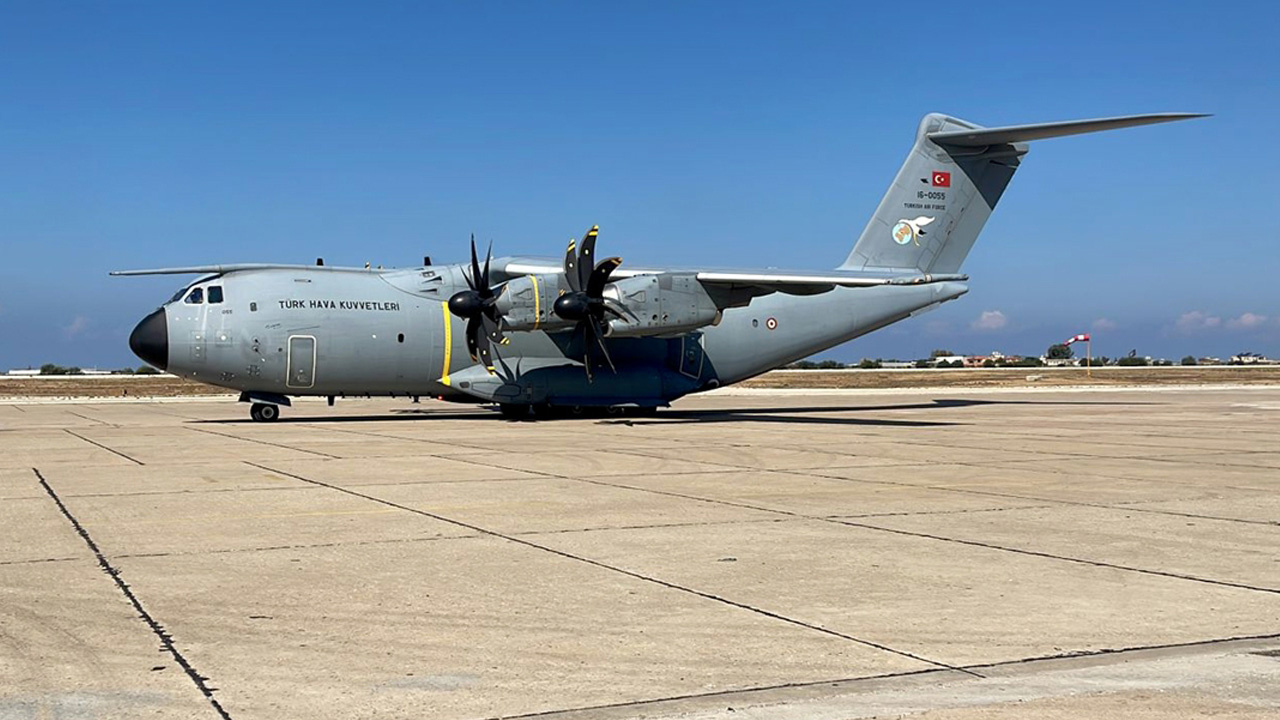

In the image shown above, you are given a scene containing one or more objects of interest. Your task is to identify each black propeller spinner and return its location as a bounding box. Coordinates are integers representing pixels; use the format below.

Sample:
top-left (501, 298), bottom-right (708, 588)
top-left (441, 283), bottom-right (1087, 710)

top-left (447, 235), bottom-right (504, 369)
top-left (552, 225), bottom-right (629, 380)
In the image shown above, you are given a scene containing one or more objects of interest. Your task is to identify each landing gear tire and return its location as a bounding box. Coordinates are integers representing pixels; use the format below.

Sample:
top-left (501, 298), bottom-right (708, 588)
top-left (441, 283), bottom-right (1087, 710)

top-left (250, 403), bottom-right (280, 422)
top-left (498, 403), bottom-right (530, 420)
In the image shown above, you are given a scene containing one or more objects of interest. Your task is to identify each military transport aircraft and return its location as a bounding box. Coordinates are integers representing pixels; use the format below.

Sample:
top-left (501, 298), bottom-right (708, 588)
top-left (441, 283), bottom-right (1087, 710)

top-left (115, 112), bottom-right (1204, 421)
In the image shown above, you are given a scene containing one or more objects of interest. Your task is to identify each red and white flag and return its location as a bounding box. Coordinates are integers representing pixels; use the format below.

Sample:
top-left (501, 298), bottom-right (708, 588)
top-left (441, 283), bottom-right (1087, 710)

top-left (1064, 334), bottom-right (1090, 344)
top-left (931, 171), bottom-right (951, 187)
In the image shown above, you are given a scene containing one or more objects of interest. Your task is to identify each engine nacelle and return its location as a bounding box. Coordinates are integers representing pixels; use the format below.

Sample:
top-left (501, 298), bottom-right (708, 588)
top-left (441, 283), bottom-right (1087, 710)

top-left (603, 274), bottom-right (720, 337)
top-left (493, 274), bottom-right (574, 332)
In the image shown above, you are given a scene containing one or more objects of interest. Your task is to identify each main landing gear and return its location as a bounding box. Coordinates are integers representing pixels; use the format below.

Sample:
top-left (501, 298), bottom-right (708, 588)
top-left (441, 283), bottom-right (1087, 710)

top-left (249, 403), bottom-right (280, 422)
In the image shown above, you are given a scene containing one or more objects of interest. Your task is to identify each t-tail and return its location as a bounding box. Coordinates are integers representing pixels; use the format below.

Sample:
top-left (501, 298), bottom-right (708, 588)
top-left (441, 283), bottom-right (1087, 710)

top-left (840, 113), bottom-right (1207, 274)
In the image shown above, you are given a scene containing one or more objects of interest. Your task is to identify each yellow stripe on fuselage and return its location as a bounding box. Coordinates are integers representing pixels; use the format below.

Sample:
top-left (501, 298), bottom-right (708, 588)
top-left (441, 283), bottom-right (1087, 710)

top-left (440, 301), bottom-right (452, 386)
top-left (529, 274), bottom-right (541, 330)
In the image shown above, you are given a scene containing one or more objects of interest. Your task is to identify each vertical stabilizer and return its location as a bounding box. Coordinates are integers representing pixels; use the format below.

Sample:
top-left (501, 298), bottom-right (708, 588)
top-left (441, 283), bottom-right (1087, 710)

top-left (841, 113), bottom-right (1023, 274)
top-left (840, 112), bottom-right (1206, 274)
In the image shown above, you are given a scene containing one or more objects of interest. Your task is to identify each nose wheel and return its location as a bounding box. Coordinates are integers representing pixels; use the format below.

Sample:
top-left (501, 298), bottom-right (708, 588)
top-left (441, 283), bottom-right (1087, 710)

top-left (250, 403), bottom-right (280, 422)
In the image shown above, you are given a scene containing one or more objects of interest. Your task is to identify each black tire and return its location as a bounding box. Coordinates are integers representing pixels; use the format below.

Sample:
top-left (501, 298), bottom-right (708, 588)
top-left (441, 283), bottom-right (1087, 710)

top-left (250, 404), bottom-right (279, 422)
top-left (498, 403), bottom-right (529, 420)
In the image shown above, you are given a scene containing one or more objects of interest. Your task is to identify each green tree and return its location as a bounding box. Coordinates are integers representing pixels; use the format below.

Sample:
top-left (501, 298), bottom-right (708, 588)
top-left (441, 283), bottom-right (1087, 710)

top-left (859, 358), bottom-right (882, 369)
top-left (136, 365), bottom-right (160, 375)
top-left (930, 349), bottom-right (955, 359)
top-left (1117, 355), bottom-right (1149, 367)
top-left (1046, 343), bottom-right (1074, 360)
top-left (1180, 355), bottom-right (1197, 366)
top-left (816, 360), bottom-right (845, 369)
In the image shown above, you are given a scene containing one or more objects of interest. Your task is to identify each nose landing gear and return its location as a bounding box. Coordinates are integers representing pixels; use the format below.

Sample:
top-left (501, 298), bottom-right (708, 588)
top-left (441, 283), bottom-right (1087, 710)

top-left (250, 403), bottom-right (280, 422)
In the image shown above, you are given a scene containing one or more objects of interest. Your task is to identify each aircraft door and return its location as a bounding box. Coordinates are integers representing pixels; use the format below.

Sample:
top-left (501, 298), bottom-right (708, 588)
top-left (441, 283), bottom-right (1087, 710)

top-left (679, 332), bottom-right (704, 379)
top-left (287, 335), bottom-right (316, 388)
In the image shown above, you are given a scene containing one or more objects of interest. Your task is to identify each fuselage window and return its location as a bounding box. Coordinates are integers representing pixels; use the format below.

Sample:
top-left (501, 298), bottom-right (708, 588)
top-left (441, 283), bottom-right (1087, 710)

top-left (185, 288), bottom-right (204, 304)
top-left (208, 286), bottom-right (224, 304)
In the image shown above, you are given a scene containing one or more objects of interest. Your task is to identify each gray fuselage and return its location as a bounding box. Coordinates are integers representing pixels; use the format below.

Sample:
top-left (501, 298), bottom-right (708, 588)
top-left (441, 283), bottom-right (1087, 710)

top-left (141, 263), bottom-right (966, 407)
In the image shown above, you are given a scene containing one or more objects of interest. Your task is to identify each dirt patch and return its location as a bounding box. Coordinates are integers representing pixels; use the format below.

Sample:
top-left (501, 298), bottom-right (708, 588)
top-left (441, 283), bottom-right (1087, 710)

top-left (0, 376), bottom-right (232, 399)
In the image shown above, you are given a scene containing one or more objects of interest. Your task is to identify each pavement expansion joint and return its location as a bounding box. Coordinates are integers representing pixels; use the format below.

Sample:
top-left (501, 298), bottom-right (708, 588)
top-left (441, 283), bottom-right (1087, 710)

top-left (185, 425), bottom-right (341, 458)
top-left (247, 460), bottom-right (980, 678)
top-left (489, 633), bottom-right (1280, 720)
top-left (62, 428), bottom-right (145, 465)
top-left (837, 518), bottom-right (1280, 596)
top-left (30, 467), bottom-right (234, 720)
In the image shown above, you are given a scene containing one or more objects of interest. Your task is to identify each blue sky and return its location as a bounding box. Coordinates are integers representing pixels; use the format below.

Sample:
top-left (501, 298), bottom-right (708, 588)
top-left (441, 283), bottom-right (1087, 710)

top-left (2, 2), bottom-right (1278, 369)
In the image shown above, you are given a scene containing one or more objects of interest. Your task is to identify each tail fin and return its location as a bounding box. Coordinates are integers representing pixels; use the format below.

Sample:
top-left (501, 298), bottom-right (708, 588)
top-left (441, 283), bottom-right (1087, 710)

top-left (840, 113), bottom-right (1206, 273)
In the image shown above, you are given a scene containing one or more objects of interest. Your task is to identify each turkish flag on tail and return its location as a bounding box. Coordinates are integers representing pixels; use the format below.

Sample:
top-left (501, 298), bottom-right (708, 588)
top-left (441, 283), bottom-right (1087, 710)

top-left (931, 171), bottom-right (951, 187)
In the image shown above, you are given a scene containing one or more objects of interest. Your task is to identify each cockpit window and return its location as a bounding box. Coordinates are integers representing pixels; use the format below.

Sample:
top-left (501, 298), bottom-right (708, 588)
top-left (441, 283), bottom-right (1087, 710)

top-left (207, 285), bottom-right (224, 304)
top-left (184, 288), bottom-right (204, 304)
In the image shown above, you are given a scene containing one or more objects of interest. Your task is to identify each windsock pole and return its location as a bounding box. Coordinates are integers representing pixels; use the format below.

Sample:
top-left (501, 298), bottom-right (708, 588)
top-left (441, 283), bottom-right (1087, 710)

top-left (1064, 334), bottom-right (1093, 377)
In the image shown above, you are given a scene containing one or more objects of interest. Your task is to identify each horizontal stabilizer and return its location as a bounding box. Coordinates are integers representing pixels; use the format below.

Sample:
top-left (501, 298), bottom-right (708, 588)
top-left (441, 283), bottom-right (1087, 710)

top-left (927, 113), bottom-right (1209, 147)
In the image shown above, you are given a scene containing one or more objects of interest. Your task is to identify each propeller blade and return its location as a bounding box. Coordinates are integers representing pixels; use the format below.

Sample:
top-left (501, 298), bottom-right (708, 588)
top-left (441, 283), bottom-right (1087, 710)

top-left (468, 234), bottom-right (482, 291)
top-left (563, 238), bottom-right (580, 293)
top-left (586, 256), bottom-right (621, 298)
top-left (587, 318), bottom-right (616, 374)
top-left (465, 316), bottom-right (481, 361)
top-left (579, 321), bottom-right (593, 383)
top-left (481, 313), bottom-right (503, 346)
top-left (602, 297), bottom-right (636, 322)
top-left (578, 225), bottom-right (599, 291)
top-left (481, 240), bottom-right (493, 296)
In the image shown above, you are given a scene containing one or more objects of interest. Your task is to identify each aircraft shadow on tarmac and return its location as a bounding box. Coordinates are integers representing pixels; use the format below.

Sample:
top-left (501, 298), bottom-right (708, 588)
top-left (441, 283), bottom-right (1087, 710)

top-left (594, 398), bottom-right (1158, 427)
top-left (196, 397), bottom-right (1154, 426)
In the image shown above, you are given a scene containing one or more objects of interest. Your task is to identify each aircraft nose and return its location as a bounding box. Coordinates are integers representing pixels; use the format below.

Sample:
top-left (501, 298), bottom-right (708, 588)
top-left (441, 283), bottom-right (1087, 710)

top-left (129, 308), bottom-right (169, 371)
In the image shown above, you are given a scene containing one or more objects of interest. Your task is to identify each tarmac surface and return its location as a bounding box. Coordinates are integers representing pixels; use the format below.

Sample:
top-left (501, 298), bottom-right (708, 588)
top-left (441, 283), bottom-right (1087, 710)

top-left (2, 387), bottom-right (1279, 719)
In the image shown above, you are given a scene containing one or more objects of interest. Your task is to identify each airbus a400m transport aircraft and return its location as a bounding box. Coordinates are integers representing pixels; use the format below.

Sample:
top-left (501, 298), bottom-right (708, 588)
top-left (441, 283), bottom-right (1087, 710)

top-left (116, 112), bottom-right (1204, 421)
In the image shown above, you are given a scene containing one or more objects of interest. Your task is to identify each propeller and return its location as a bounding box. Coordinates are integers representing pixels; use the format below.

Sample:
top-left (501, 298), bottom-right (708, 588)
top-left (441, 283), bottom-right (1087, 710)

top-left (447, 235), bottom-right (505, 370)
top-left (552, 225), bottom-right (629, 380)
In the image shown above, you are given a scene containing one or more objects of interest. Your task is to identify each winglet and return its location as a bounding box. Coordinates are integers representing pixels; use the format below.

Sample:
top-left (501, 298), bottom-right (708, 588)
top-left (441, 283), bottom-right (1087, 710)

top-left (927, 113), bottom-right (1209, 147)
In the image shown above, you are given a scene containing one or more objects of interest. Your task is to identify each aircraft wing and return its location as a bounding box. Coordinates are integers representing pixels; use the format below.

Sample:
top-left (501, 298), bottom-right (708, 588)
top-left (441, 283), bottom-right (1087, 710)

top-left (110, 264), bottom-right (380, 276)
top-left (496, 257), bottom-right (966, 309)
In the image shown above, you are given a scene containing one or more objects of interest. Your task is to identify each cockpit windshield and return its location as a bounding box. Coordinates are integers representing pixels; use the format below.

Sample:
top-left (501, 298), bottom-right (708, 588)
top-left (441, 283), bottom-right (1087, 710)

top-left (184, 287), bottom-right (204, 304)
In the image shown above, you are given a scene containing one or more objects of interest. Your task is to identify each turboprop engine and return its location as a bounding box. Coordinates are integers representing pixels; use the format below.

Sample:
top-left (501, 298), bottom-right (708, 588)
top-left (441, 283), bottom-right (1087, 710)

top-left (600, 274), bottom-right (720, 337)
top-left (494, 273), bottom-right (720, 338)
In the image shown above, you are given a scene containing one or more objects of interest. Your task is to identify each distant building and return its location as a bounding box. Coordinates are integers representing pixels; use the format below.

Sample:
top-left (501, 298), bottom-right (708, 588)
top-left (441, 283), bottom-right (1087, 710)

top-left (1231, 352), bottom-right (1275, 365)
top-left (6, 369), bottom-right (39, 376)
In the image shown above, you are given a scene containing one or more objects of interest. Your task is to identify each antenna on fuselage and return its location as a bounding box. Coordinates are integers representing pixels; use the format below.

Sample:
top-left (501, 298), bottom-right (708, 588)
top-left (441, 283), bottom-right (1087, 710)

top-left (316, 258), bottom-right (324, 266)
